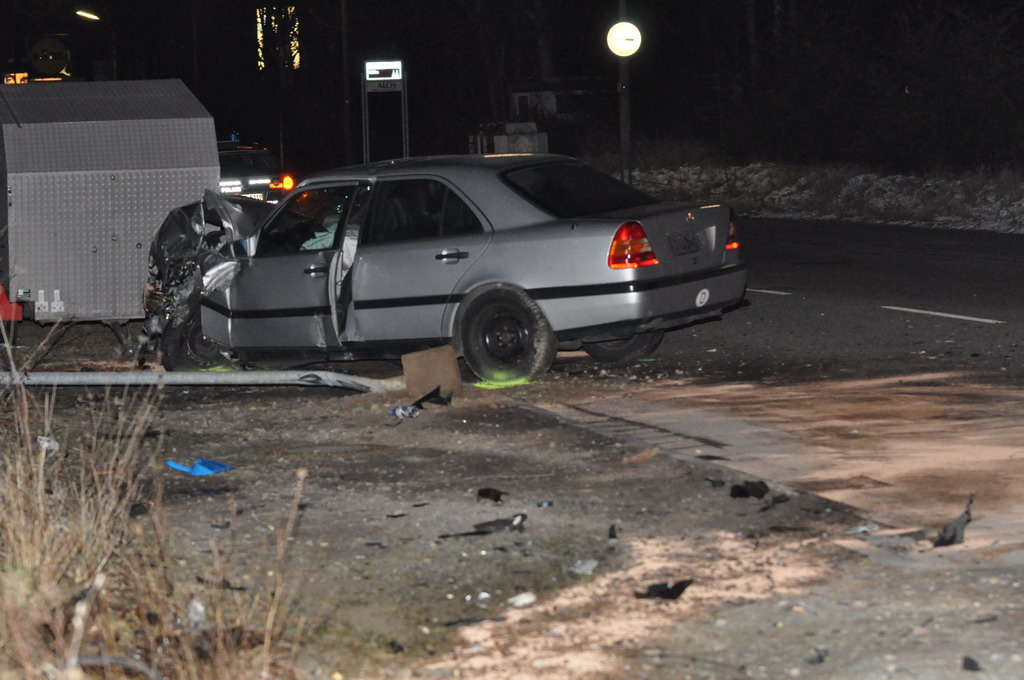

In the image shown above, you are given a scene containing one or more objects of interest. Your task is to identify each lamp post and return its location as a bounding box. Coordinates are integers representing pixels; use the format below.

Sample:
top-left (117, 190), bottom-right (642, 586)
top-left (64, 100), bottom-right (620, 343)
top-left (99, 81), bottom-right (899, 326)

top-left (75, 8), bottom-right (116, 80)
top-left (606, 18), bottom-right (641, 184)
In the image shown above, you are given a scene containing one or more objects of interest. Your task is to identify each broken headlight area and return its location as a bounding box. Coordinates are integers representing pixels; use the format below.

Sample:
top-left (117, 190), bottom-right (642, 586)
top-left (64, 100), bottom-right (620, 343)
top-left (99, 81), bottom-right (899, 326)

top-left (143, 190), bottom-right (269, 344)
top-left (142, 268), bottom-right (199, 339)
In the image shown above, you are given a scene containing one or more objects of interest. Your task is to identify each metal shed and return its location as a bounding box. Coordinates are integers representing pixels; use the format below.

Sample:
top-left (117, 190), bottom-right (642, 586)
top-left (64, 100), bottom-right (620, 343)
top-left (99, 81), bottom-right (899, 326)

top-left (0, 79), bottom-right (218, 323)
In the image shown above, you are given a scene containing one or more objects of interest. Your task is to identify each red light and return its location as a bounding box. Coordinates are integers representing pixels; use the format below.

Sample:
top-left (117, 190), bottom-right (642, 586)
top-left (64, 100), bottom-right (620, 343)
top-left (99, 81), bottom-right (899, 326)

top-left (725, 221), bottom-right (739, 251)
top-left (270, 175), bottom-right (295, 191)
top-left (608, 221), bottom-right (659, 269)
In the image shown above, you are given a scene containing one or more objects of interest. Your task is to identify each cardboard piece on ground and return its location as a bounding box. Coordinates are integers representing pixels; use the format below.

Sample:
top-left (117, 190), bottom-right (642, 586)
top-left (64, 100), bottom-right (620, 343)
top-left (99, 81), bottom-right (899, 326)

top-left (402, 345), bottom-right (463, 400)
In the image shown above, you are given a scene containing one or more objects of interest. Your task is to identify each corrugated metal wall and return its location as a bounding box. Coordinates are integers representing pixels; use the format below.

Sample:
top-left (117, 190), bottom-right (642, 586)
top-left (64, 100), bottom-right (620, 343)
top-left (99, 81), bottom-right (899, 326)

top-left (0, 79), bottom-right (218, 322)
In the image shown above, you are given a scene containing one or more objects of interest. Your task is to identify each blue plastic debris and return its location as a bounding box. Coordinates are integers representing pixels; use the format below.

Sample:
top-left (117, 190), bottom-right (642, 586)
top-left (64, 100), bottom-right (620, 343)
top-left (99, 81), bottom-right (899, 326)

top-left (165, 459), bottom-right (234, 476)
top-left (389, 404), bottom-right (420, 420)
top-left (387, 385), bottom-right (453, 424)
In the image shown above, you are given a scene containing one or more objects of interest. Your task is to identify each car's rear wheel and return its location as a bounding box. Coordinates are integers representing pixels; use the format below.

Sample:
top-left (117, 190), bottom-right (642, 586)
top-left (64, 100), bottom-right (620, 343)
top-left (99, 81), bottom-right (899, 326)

top-left (460, 286), bottom-right (556, 384)
top-left (582, 330), bottom-right (665, 364)
top-left (160, 300), bottom-right (234, 372)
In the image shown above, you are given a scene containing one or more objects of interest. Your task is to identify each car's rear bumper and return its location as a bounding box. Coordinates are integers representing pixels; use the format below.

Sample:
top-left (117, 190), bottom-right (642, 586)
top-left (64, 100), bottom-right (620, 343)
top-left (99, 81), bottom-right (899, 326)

top-left (532, 263), bottom-right (747, 342)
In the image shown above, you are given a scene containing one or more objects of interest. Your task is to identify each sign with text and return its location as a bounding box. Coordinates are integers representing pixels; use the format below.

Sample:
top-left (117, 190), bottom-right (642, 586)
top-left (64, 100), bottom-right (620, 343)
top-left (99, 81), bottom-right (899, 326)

top-left (366, 80), bottom-right (403, 92)
top-left (362, 60), bottom-right (409, 160)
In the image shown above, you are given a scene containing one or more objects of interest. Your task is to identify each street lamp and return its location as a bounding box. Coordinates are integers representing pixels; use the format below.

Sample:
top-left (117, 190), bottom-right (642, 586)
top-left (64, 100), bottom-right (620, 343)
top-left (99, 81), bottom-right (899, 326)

top-left (607, 19), bottom-right (641, 185)
top-left (75, 8), bottom-right (116, 79)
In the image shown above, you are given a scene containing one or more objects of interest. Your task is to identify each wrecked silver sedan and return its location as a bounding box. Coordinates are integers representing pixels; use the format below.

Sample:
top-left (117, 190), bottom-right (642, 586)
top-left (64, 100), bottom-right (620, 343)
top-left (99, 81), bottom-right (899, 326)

top-left (145, 154), bottom-right (747, 384)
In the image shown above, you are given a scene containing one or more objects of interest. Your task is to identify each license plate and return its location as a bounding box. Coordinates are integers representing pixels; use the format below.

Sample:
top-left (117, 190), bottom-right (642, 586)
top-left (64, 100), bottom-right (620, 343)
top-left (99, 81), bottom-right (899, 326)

top-left (241, 192), bottom-right (266, 200)
top-left (669, 231), bottom-right (704, 255)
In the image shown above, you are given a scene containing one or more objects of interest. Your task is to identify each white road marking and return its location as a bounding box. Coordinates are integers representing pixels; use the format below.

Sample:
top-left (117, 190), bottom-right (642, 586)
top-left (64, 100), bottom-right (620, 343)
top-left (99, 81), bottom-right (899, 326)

top-left (747, 288), bottom-right (793, 296)
top-left (880, 305), bottom-right (1005, 325)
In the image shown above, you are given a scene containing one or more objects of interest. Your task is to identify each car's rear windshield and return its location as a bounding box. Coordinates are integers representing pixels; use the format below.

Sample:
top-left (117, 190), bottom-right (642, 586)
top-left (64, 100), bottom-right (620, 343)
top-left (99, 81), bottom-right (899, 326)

top-left (503, 161), bottom-right (658, 218)
top-left (219, 151), bottom-right (279, 175)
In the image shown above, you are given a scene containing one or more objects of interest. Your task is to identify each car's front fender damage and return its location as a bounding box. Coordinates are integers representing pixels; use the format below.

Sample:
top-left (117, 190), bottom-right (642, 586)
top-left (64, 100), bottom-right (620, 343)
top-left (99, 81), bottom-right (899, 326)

top-left (142, 189), bottom-right (276, 372)
top-left (143, 190), bottom-right (264, 359)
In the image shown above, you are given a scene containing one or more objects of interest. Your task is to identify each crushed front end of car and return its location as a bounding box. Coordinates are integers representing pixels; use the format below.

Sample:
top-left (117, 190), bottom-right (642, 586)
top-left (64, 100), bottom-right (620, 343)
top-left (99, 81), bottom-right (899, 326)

top-left (143, 190), bottom-right (270, 369)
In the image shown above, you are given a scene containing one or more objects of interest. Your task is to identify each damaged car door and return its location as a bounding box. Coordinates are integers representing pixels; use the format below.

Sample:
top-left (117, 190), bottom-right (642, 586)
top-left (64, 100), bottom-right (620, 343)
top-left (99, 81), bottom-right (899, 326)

top-left (202, 184), bottom-right (367, 355)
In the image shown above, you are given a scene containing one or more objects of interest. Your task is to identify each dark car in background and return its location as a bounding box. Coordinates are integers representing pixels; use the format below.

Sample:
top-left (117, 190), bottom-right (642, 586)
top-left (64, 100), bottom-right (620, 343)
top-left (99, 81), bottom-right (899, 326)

top-left (217, 138), bottom-right (294, 203)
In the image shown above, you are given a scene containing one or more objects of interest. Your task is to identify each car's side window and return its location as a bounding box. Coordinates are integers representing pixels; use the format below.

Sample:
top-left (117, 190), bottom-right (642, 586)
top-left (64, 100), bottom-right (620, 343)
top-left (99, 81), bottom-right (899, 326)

top-left (442, 188), bottom-right (484, 236)
top-left (362, 179), bottom-right (482, 245)
top-left (256, 185), bottom-right (365, 256)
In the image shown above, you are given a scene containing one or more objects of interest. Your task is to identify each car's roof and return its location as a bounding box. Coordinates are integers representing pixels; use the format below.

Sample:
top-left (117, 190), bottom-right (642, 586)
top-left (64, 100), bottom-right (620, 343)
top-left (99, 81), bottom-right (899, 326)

top-left (295, 154), bottom-right (583, 229)
top-left (298, 153), bottom-right (576, 185)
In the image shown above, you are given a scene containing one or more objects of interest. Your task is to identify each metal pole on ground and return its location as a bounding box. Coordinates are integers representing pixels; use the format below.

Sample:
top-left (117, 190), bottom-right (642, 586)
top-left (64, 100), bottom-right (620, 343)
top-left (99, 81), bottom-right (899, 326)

top-left (0, 370), bottom-right (405, 393)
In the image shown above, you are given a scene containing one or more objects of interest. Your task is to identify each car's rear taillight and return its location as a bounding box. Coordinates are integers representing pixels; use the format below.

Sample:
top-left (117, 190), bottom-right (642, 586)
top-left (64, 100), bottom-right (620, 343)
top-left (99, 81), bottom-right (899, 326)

top-left (270, 175), bottom-right (295, 191)
top-left (725, 217), bottom-right (739, 251)
top-left (608, 221), bottom-right (659, 269)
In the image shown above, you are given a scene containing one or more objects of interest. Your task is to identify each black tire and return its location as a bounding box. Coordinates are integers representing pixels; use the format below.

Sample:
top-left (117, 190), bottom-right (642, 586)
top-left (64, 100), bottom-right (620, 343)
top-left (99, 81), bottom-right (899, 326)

top-left (459, 286), bottom-right (557, 384)
top-left (160, 302), bottom-right (234, 372)
top-left (582, 330), bottom-right (665, 364)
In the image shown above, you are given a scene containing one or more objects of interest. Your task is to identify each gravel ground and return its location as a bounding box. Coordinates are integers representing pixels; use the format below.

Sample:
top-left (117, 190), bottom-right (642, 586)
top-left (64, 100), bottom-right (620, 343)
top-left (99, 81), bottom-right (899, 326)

top-left (7, 321), bottom-right (1023, 679)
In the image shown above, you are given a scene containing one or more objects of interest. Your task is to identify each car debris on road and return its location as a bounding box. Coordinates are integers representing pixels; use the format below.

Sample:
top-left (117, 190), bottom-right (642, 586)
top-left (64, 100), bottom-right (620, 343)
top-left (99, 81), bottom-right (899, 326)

top-left (389, 385), bottom-right (454, 423)
top-left (933, 494), bottom-right (974, 547)
top-left (476, 487), bottom-right (507, 503)
top-left (438, 513), bottom-right (527, 539)
top-left (634, 580), bottom-right (694, 600)
top-left (506, 592), bottom-right (537, 608)
top-left (566, 558), bottom-right (599, 576)
top-left (729, 480), bottom-right (770, 499)
top-left (165, 458), bottom-right (234, 476)
top-left (846, 522), bottom-right (880, 535)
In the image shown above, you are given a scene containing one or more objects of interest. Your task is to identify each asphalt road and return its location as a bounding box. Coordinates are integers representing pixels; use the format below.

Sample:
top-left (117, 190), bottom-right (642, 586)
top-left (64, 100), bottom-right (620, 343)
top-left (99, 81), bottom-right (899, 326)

top-left (594, 215), bottom-right (1024, 568)
top-left (658, 217), bottom-right (1024, 384)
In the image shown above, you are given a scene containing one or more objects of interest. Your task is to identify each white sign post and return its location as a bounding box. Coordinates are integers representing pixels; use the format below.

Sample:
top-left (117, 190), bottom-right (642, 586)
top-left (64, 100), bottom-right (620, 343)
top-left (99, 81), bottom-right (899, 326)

top-left (362, 60), bottom-right (408, 162)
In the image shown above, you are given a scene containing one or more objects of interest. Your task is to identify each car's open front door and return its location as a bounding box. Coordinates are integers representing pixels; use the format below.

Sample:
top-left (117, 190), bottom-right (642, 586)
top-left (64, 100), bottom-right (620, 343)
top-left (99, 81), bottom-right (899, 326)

top-left (202, 184), bottom-right (365, 353)
top-left (204, 249), bottom-right (338, 351)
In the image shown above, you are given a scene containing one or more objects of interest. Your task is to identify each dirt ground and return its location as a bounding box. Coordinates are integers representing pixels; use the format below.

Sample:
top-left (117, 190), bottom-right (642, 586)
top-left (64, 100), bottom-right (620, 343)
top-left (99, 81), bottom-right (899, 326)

top-left (7, 322), bottom-right (1024, 680)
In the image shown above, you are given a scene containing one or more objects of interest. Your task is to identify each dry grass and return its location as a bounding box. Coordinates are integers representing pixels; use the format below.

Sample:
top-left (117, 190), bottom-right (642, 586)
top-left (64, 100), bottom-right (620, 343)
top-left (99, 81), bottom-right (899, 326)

top-left (0, 322), bottom-right (309, 679)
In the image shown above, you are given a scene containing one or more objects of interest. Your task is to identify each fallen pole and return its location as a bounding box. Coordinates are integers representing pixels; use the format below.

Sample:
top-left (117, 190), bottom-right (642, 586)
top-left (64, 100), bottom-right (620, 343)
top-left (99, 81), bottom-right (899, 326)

top-left (0, 370), bottom-right (405, 393)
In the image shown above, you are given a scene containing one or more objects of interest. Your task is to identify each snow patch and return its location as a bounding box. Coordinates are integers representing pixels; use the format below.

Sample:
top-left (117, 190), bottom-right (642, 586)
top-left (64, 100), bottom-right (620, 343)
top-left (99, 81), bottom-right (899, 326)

top-left (633, 163), bottom-right (1024, 234)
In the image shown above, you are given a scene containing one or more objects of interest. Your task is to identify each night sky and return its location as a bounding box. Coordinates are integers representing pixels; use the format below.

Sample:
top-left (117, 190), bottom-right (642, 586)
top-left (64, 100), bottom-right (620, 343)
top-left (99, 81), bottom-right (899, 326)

top-left (4, 1), bottom-right (1024, 178)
